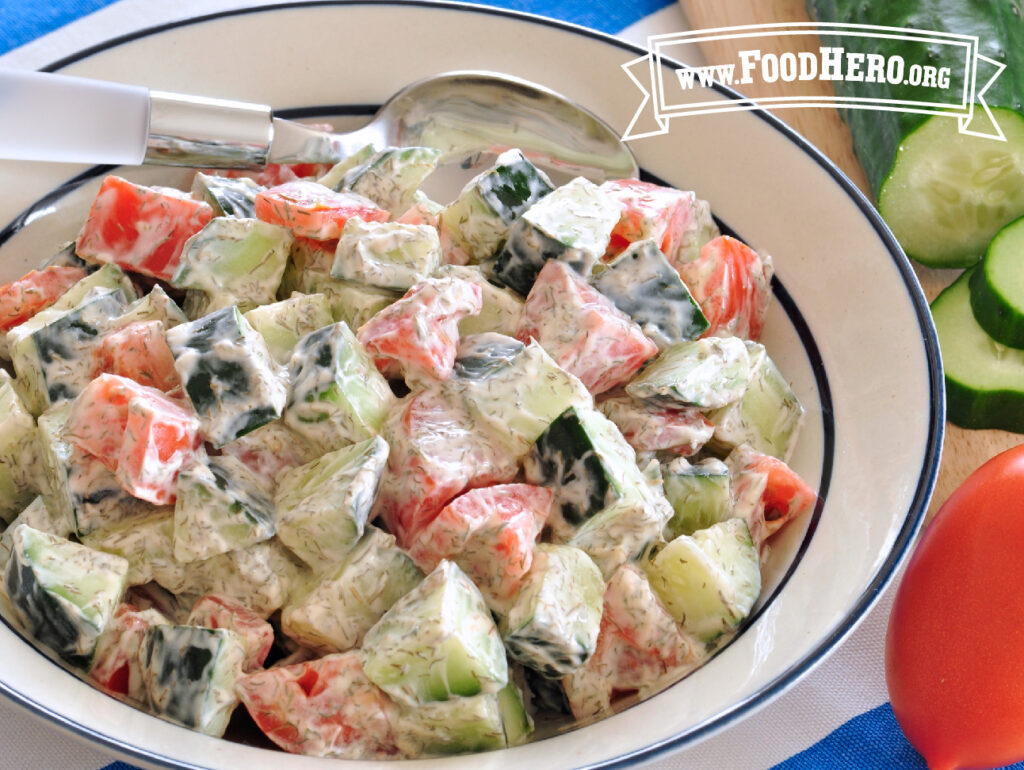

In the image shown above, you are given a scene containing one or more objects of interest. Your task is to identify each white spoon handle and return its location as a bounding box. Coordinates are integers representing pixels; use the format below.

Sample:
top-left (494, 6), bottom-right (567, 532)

top-left (0, 70), bottom-right (275, 167)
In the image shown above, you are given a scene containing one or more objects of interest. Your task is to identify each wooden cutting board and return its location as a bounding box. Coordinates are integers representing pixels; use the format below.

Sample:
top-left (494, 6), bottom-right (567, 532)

top-left (678, 0), bottom-right (1023, 519)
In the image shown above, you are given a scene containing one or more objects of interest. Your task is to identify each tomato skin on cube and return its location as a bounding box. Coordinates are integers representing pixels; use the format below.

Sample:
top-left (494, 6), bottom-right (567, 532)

top-left (255, 181), bottom-right (388, 240)
top-left (92, 320), bottom-right (181, 393)
top-left (235, 651), bottom-right (400, 759)
top-left (0, 266), bottom-right (88, 332)
top-left (89, 602), bottom-right (167, 701)
top-left (75, 175), bottom-right (213, 282)
top-left (516, 260), bottom-right (657, 395)
top-left (187, 594), bottom-right (274, 673)
top-left (728, 445), bottom-right (816, 541)
top-left (357, 277), bottom-right (483, 382)
top-left (678, 235), bottom-right (774, 341)
top-left (407, 484), bottom-right (552, 610)
top-left (63, 373), bottom-right (200, 504)
top-left (374, 387), bottom-right (519, 547)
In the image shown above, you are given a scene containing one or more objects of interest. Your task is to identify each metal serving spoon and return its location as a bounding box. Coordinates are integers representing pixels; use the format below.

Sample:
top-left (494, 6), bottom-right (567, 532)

top-left (0, 69), bottom-right (638, 182)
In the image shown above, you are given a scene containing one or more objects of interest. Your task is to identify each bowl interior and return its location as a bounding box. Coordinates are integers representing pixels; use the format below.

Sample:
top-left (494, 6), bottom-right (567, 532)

top-left (0, 3), bottom-right (941, 768)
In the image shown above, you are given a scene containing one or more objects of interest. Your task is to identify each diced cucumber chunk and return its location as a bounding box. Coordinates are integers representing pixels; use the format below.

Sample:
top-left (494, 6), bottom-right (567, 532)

top-left (0, 497), bottom-right (70, 571)
top-left (590, 238), bottom-right (708, 347)
top-left (172, 218), bottom-right (293, 314)
top-left (191, 172), bottom-right (262, 218)
top-left (331, 218), bottom-right (441, 291)
top-left (451, 335), bottom-right (592, 461)
top-left (9, 287), bottom-right (128, 415)
top-left (116, 284), bottom-right (187, 329)
top-left (501, 544), bottom-right (604, 677)
top-left (644, 518), bottom-right (761, 643)
top-left (437, 265), bottom-right (524, 336)
top-left (393, 692), bottom-right (507, 757)
top-left (80, 507), bottom-right (176, 586)
top-left (173, 454), bottom-right (276, 564)
top-left (362, 560), bottom-right (508, 705)
top-left (314, 279), bottom-right (401, 331)
top-left (567, 486), bottom-right (672, 579)
top-left (493, 176), bottom-right (619, 295)
top-left (706, 341), bottom-right (804, 460)
top-left (661, 457), bottom-right (732, 539)
top-left (282, 527), bottom-right (423, 653)
top-left (440, 148), bottom-right (554, 264)
top-left (0, 376), bottom-right (40, 522)
top-left (317, 143), bottom-right (378, 191)
top-left (243, 293), bottom-right (333, 365)
top-left (275, 437), bottom-right (389, 572)
top-left (339, 146), bottom-right (441, 216)
top-left (166, 305), bottom-right (288, 446)
top-left (284, 321), bottom-right (395, 453)
top-left (5, 524), bottom-right (128, 668)
top-left (49, 263), bottom-right (137, 313)
top-left (523, 405), bottom-right (649, 538)
top-left (156, 539), bottom-right (300, 618)
top-left (626, 337), bottom-right (752, 409)
top-left (140, 624), bottom-right (245, 736)
top-left (497, 679), bottom-right (533, 746)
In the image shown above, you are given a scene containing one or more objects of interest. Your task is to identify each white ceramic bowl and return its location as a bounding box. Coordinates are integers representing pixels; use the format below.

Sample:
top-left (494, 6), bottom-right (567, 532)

top-left (0, 3), bottom-right (942, 768)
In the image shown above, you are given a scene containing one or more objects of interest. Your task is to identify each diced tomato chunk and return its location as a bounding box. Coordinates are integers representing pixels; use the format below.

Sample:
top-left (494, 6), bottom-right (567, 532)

top-left (516, 259), bottom-right (657, 395)
top-left (678, 235), bottom-right (774, 341)
top-left (357, 277), bottom-right (482, 382)
top-left (188, 594), bottom-right (274, 672)
top-left (0, 265), bottom-right (88, 331)
top-left (64, 373), bottom-right (200, 503)
top-left (75, 175), bottom-right (213, 282)
top-left (740, 449), bottom-right (816, 537)
top-left (90, 603), bottom-right (166, 701)
top-left (407, 484), bottom-right (552, 608)
top-left (235, 652), bottom-right (399, 758)
top-left (255, 181), bottom-right (387, 240)
top-left (374, 387), bottom-right (519, 547)
top-left (600, 179), bottom-right (700, 262)
top-left (92, 320), bottom-right (181, 392)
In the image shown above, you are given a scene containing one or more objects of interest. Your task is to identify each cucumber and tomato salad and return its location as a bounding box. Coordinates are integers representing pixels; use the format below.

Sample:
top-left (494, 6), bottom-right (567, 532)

top-left (0, 146), bottom-right (818, 759)
top-left (807, 0), bottom-right (1024, 268)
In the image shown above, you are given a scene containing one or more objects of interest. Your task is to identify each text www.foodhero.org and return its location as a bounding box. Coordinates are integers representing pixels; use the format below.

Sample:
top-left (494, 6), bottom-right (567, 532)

top-left (676, 46), bottom-right (952, 91)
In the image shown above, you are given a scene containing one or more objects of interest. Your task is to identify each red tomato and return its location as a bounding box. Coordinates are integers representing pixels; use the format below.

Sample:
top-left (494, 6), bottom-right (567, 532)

top-left (92, 320), bottom-right (181, 393)
top-left (886, 445), bottom-right (1024, 770)
top-left (516, 259), bottom-right (658, 395)
top-left (678, 235), bottom-right (773, 341)
top-left (235, 652), bottom-right (399, 758)
top-left (188, 594), bottom-right (274, 672)
top-left (255, 181), bottom-right (387, 240)
top-left (357, 277), bottom-right (482, 382)
top-left (0, 265), bottom-right (87, 331)
top-left (600, 179), bottom-right (698, 262)
top-left (75, 175), bottom-right (213, 281)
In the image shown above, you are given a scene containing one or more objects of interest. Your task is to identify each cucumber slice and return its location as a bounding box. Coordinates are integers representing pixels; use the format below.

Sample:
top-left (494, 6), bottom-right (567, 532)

top-left (932, 268), bottom-right (1024, 431)
top-left (644, 518), bottom-right (760, 643)
top-left (969, 215), bottom-right (1024, 347)
top-left (500, 543), bottom-right (604, 678)
top-left (362, 559), bottom-right (508, 706)
top-left (5, 524), bottom-right (128, 668)
top-left (878, 108), bottom-right (1024, 268)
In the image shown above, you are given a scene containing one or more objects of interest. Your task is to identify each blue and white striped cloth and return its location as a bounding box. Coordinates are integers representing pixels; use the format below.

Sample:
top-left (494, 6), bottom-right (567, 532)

top-left (0, 2), bottom-right (997, 768)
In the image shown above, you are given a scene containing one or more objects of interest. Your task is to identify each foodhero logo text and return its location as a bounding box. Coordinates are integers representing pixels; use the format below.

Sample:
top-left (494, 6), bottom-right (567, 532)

top-left (678, 47), bottom-right (951, 91)
top-left (622, 23), bottom-right (1004, 142)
